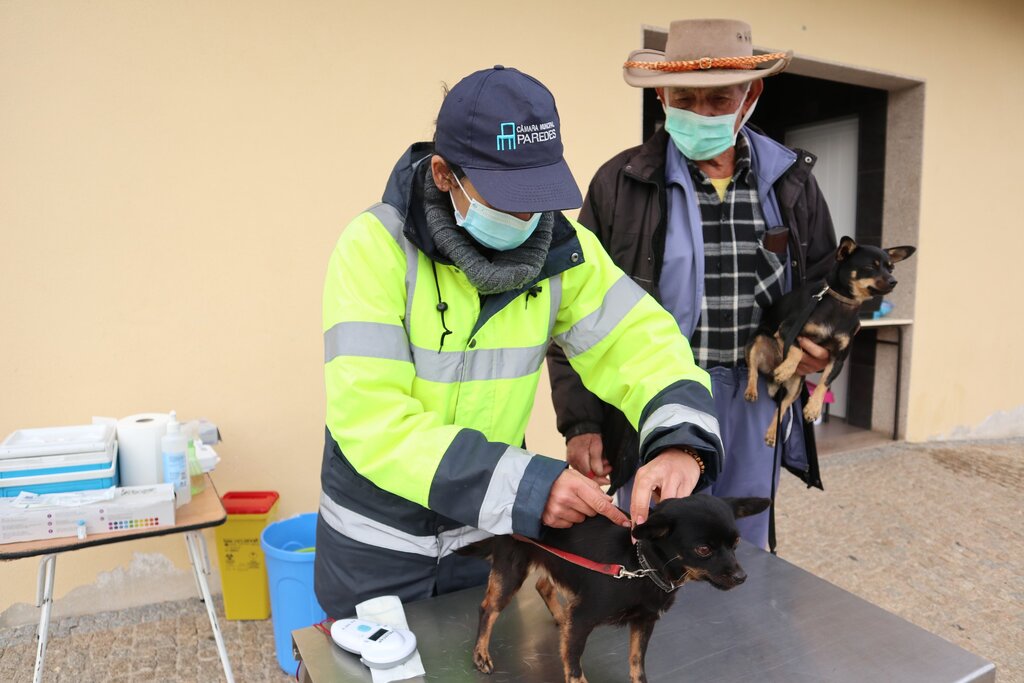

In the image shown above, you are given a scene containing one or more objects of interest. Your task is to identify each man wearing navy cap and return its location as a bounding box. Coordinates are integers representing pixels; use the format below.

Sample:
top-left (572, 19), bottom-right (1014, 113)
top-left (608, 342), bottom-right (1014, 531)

top-left (316, 66), bottom-right (724, 617)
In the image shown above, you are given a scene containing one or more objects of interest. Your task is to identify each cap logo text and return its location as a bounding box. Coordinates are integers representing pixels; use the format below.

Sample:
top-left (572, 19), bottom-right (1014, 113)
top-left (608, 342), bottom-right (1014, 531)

top-left (497, 121), bottom-right (558, 151)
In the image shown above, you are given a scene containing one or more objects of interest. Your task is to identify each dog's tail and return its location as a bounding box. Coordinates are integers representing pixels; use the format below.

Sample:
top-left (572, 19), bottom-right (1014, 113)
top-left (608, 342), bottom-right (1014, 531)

top-left (454, 537), bottom-right (495, 559)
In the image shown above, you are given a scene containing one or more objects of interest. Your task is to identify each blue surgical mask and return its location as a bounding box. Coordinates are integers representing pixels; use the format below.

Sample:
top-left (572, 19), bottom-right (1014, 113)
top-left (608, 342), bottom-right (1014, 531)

top-left (663, 87), bottom-right (757, 161)
top-left (450, 176), bottom-right (541, 251)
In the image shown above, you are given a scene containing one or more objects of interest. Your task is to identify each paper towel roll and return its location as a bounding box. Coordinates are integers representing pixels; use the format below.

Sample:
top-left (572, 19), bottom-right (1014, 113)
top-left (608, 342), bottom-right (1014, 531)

top-left (117, 413), bottom-right (171, 487)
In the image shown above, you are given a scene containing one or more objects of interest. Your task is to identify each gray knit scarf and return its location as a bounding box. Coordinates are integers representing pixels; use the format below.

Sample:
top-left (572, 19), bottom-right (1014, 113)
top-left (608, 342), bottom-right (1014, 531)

top-left (421, 168), bottom-right (553, 295)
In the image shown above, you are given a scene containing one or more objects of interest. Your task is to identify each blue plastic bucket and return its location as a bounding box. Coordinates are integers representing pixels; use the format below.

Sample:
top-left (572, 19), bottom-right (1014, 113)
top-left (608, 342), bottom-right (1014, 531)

top-left (259, 512), bottom-right (326, 673)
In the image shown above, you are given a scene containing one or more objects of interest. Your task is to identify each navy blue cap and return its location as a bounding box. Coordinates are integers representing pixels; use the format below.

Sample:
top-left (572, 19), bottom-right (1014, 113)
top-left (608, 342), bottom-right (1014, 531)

top-left (434, 66), bottom-right (582, 213)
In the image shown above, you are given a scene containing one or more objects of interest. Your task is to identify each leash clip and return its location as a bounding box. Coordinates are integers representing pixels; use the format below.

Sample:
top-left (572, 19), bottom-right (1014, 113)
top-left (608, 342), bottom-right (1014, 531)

top-left (812, 283), bottom-right (830, 301)
top-left (614, 567), bottom-right (656, 580)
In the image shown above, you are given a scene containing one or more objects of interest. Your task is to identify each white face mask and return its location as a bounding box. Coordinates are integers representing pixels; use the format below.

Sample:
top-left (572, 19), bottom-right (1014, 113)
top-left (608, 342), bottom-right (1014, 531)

top-left (449, 175), bottom-right (541, 251)
top-left (662, 85), bottom-right (757, 160)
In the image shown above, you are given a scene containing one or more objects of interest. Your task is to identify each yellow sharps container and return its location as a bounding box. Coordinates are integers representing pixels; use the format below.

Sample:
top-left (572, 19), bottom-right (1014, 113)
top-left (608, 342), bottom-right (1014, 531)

top-left (216, 491), bottom-right (280, 619)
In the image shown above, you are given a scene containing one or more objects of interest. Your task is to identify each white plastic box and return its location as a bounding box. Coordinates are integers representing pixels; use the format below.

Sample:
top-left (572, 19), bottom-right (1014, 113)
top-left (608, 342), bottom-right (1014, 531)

top-left (0, 425), bottom-right (119, 497)
top-left (0, 483), bottom-right (176, 544)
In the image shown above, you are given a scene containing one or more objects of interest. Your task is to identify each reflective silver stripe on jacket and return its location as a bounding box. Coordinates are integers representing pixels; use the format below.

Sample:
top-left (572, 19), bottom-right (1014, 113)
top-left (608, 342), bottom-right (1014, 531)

top-left (319, 491), bottom-right (492, 558)
top-left (639, 403), bottom-right (722, 447)
top-left (410, 344), bottom-right (547, 383)
top-left (547, 275), bottom-right (562, 337)
top-left (476, 446), bottom-right (533, 535)
top-left (324, 202), bottom-right (548, 382)
top-left (368, 202), bottom-right (419, 333)
top-left (324, 322), bottom-right (412, 364)
top-left (554, 274), bottom-right (646, 358)
top-left (325, 329), bottom-right (546, 381)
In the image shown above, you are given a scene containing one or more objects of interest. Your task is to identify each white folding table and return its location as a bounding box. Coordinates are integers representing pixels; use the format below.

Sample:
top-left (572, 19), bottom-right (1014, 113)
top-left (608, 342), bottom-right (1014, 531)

top-left (0, 474), bottom-right (235, 683)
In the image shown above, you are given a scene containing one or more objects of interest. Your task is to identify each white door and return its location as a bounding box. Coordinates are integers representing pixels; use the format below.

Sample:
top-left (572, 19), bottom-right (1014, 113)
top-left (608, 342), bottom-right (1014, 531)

top-left (785, 117), bottom-right (859, 419)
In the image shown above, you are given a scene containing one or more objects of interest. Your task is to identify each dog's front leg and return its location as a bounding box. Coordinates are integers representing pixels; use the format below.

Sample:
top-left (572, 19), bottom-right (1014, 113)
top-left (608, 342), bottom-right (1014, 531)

top-left (772, 342), bottom-right (804, 384)
top-left (628, 617), bottom-right (657, 683)
top-left (804, 344), bottom-right (848, 422)
top-left (561, 611), bottom-right (598, 683)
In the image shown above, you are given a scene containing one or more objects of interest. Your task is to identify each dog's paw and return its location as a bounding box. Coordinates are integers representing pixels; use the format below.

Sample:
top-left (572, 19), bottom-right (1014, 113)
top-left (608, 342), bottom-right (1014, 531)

top-left (473, 648), bottom-right (494, 674)
top-left (772, 367), bottom-right (792, 384)
top-left (764, 431), bottom-right (776, 447)
top-left (803, 404), bottom-right (822, 422)
top-left (744, 387), bottom-right (758, 402)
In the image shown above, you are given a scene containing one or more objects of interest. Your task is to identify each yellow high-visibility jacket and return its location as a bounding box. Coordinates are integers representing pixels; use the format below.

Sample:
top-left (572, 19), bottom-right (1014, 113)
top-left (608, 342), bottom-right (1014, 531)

top-left (316, 144), bottom-right (723, 612)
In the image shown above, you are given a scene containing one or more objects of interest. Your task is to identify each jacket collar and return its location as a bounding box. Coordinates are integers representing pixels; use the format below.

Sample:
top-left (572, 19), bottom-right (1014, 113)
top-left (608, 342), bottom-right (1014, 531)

top-left (625, 126), bottom-right (808, 190)
top-left (744, 126), bottom-right (803, 189)
top-left (623, 128), bottom-right (671, 184)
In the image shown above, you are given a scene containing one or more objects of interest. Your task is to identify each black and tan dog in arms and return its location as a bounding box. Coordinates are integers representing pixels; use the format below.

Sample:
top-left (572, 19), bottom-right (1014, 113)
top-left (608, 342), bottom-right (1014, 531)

top-left (458, 495), bottom-right (770, 683)
top-left (745, 236), bottom-right (916, 446)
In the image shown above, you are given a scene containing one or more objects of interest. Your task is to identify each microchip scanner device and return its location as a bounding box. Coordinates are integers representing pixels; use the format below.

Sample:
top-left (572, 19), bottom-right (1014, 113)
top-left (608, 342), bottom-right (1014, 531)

top-left (330, 618), bottom-right (418, 669)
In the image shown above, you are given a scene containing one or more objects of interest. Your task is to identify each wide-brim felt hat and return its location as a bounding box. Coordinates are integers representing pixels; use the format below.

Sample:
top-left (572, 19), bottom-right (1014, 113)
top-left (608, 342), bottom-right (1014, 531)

top-left (624, 19), bottom-right (792, 89)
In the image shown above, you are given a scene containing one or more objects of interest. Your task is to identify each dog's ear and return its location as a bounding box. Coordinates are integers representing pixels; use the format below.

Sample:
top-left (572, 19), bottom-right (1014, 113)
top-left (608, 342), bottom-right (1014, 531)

top-left (722, 497), bottom-right (771, 520)
top-left (885, 246), bottom-right (916, 263)
top-left (632, 511), bottom-right (674, 541)
top-left (836, 236), bottom-right (858, 261)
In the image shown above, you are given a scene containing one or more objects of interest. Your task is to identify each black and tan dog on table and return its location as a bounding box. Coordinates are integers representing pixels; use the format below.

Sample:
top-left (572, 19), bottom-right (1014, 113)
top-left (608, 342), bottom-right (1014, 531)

top-left (459, 495), bottom-right (770, 683)
top-left (745, 236), bottom-right (916, 446)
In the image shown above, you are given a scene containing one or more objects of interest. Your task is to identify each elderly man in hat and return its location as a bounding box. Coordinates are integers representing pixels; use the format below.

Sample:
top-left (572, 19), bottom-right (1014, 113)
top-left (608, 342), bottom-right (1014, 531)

top-left (548, 19), bottom-right (838, 550)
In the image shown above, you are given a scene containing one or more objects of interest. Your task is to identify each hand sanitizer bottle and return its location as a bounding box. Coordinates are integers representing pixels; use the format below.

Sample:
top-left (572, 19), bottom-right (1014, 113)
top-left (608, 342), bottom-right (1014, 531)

top-left (162, 410), bottom-right (191, 507)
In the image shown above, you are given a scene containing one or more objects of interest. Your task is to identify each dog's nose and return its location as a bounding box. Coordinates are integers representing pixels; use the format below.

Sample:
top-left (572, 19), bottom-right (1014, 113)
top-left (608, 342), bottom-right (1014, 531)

top-left (888, 277), bottom-right (898, 287)
top-left (731, 570), bottom-right (747, 585)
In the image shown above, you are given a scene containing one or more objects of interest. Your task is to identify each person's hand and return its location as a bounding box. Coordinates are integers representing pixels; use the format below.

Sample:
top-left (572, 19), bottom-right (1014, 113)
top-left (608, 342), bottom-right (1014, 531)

top-left (796, 336), bottom-right (830, 375)
top-left (542, 469), bottom-right (630, 529)
top-left (629, 448), bottom-right (702, 526)
top-left (566, 433), bottom-right (609, 486)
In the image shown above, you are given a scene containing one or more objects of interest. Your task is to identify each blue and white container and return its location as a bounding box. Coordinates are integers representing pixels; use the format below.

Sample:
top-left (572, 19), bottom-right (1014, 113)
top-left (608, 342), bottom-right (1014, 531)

top-left (260, 513), bottom-right (326, 673)
top-left (0, 424), bottom-right (119, 497)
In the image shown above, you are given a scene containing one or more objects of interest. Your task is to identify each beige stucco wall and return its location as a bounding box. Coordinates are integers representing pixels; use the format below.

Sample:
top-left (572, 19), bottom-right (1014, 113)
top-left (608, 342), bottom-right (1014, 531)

top-left (2, 0), bottom-right (1021, 619)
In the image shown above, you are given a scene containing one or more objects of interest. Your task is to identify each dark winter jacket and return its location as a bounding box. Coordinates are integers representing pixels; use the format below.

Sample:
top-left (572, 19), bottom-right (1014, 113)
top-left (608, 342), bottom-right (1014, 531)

top-left (547, 127), bottom-right (837, 489)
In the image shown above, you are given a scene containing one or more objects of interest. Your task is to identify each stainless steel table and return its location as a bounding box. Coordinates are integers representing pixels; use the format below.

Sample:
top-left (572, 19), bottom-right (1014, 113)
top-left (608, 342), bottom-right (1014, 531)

top-left (293, 542), bottom-right (994, 682)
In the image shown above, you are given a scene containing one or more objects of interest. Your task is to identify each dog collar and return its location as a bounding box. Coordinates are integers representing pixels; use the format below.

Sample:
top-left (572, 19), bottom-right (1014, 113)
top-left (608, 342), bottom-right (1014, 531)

top-left (826, 288), bottom-right (860, 307)
top-left (636, 541), bottom-right (681, 593)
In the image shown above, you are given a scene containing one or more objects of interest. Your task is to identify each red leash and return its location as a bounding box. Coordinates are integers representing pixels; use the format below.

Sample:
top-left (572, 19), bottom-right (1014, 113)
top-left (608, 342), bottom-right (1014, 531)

top-left (511, 534), bottom-right (655, 580)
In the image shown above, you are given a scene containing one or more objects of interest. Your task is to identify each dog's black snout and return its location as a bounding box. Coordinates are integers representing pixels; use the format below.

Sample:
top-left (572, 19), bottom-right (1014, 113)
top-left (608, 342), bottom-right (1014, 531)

top-left (731, 570), bottom-right (747, 585)
top-left (889, 277), bottom-right (898, 287)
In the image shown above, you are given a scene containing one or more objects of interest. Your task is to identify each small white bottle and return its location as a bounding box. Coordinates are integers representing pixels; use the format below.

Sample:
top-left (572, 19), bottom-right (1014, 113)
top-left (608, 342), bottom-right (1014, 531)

top-left (162, 410), bottom-right (191, 507)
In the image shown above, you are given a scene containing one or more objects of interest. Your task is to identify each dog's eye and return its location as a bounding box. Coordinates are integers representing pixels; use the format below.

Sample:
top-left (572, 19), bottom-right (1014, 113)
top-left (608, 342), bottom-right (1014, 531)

top-left (694, 545), bottom-right (712, 558)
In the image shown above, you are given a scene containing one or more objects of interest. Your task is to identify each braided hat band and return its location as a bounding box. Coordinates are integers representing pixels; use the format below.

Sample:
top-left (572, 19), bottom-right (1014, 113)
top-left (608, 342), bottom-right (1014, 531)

top-left (624, 51), bottom-right (789, 73)
top-left (622, 20), bottom-right (792, 89)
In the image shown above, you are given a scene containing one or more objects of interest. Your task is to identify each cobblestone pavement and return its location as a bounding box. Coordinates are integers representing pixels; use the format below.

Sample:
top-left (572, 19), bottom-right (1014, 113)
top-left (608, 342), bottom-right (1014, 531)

top-left (0, 439), bottom-right (1021, 682)
top-left (776, 438), bottom-right (1023, 682)
top-left (0, 596), bottom-right (291, 683)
